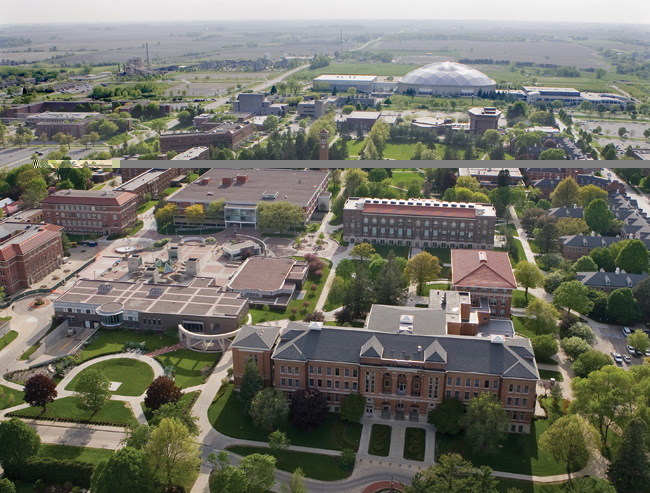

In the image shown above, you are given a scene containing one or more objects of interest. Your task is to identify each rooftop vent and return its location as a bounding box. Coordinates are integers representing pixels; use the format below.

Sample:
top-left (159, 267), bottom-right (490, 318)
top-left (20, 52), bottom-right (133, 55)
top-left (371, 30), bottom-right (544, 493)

top-left (478, 251), bottom-right (487, 263)
top-left (148, 287), bottom-right (164, 297)
top-left (309, 321), bottom-right (322, 331)
top-left (97, 284), bottom-right (113, 293)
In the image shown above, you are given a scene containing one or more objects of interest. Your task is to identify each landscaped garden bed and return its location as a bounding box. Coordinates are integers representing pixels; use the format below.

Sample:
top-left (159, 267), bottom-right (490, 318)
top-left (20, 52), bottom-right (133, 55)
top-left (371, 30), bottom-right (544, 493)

top-left (403, 427), bottom-right (426, 461)
top-left (65, 358), bottom-right (154, 396)
top-left (8, 396), bottom-right (135, 426)
top-left (154, 349), bottom-right (220, 388)
top-left (368, 424), bottom-right (391, 457)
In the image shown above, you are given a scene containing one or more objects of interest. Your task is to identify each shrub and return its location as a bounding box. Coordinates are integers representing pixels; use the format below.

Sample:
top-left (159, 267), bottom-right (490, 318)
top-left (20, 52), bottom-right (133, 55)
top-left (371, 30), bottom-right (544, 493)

top-left (7, 457), bottom-right (93, 487)
top-left (336, 449), bottom-right (356, 471)
top-left (303, 311), bottom-right (325, 322)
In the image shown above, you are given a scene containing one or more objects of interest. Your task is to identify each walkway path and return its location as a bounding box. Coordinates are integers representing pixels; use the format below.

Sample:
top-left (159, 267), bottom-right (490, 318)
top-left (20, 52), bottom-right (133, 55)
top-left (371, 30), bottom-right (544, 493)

top-left (147, 343), bottom-right (183, 357)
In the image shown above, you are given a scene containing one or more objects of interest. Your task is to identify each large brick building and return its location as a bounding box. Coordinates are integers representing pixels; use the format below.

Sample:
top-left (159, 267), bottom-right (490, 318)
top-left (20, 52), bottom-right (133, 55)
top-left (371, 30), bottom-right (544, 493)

top-left (0, 222), bottom-right (63, 295)
top-left (342, 198), bottom-right (497, 250)
top-left (40, 189), bottom-right (139, 237)
top-left (159, 122), bottom-right (254, 153)
top-left (115, 168), bottom-right (181, 204)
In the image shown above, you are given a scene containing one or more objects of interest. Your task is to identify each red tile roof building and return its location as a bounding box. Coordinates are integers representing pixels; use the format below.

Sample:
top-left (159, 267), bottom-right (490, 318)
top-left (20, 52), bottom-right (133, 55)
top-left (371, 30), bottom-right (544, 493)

top-left (0, 222), bottom-right (64, 294)
top-left (451, 250), bottom-right (517, 318)
top-left (40, 189), bottom-right (138, 237)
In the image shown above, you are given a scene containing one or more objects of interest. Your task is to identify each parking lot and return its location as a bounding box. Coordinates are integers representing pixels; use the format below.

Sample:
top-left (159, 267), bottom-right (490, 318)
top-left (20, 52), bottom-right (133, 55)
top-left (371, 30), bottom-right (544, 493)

top-left (592, 324), bottom-right (649, 369)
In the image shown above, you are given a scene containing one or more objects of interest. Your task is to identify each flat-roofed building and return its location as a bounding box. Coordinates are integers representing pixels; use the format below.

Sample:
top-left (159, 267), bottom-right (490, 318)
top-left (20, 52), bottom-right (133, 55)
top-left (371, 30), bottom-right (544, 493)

top-left (468, 107), bottom-right (501, 135)
top-left (40, 189), bottom-right (138, 237)
top-left (53, 277), bottom-right (249, 333)
top-left (459, 168), bottom-right (523, 189)
top-left (342, 197), bottom-right (496, 250)
top-left (159, 121), bottom-right (254, 153)
top-left (0, 222), bottom-right (63, 294)
top-left (226, 257), bottom-right (308, 308)
top-left (297, 98), bottom-right (334, 119)
top-left (115, 168), bottom-right (180, 204)
top-left (171, 147), bottom-right (210, 160)
top-left (169, 169), bottom-right (330, 229)
top-left (313, 74), bottom-right (377, 93)
top-left (231, 93), bottom-right (287, 116)
top-left (25, 112), bottom-right (100, 124)
top-left (522, 86), bottom-right (582, 106)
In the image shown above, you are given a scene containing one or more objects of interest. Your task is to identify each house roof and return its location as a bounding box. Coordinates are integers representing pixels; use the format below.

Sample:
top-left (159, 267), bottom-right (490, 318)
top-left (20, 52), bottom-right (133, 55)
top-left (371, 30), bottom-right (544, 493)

top-left (0, 223), bottom-right (62, 260)
top-left (576, 271), bottom-right (648, 289)
top-left (231, 324), bottom-right (280, 350)
top-left (271, 322), bottom-right (538, 380)
top-left (451, 250), bottom-right (517, 289)
top-left (548, 206), bottom-right (583, 219)
top-left (40, 189), bottom-right (137, 206)
top-left (228, 257), bottom-right (298, 292)
top-left (365, 305), bottom-right (447, 336)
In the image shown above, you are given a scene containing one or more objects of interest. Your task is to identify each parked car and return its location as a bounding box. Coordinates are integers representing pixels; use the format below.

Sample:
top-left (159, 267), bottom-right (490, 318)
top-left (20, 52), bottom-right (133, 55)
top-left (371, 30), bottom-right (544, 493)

top-left (646, 349), bottom-right (650, 357)
top-left (611, 352), bottom-right (623, 364)
top-left (622, 327), bottom-right (632, 336)
top-left (637, 349), bottom-right (645, 358)
top-left (623, 354), bottom-right (632, 364)
top-left (627, 345), bottom-right (636, 354)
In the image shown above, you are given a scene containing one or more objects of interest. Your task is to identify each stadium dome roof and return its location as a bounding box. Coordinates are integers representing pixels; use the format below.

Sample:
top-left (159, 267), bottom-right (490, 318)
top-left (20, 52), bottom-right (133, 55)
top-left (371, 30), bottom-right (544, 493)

top-left (401, 62), bottom-right (495, 87)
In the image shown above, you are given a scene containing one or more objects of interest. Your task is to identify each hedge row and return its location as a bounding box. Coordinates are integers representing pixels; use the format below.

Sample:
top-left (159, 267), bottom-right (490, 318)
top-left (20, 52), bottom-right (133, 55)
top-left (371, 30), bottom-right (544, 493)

top-left (6, 456), bottom-right (94, 487)
top-left (6, 413), bottom-right (126, 428)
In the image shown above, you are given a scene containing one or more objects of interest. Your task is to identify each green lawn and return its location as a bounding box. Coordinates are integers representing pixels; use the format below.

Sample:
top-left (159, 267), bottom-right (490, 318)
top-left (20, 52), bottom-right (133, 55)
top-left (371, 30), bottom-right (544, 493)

top-left (528, 239), bottom-right (540, 254)
top-left (510, 239), bottom-right (528, 267)
top-left (155, 349), bottom-right (221, 388)
top-left (105, 131), bottom-right (132, 146)
top-left (78, 330), bottom-right (178, 362)
top-left (512, 316), bottom-right (535, 339)
top-left (368, 424), bottom-right (391, 457)
top-left (227, 446), bottom-right (351, 481)
top-left (11, 396), bottom-right (135, 425)
top-left (39, 444), bottom-right (114, 465)
top-left (164, 186), bottom-right (181, 195)
top-left (498, 224), bottom-right (519, 237)
top-left (65, 358), bottom-right (154, 396)
top-left (0, 384), bottom-right (24, 411)
top-left (20, 344), bottom-right (40, 360)
top-left (209, 385), bottom-right (362, 451)
top-left (390, 171), bottom-right (424, 188)
top-left (539, 370), bottom-right (564, 382)
top-left (305, 62), bottom-right (421, 78)
top-left (142, 390), bottom-right (199, 425)
top-left (424, 247), bottom-right (452, 264)
top-left (422, 282), bottom-right (451, 297)
top-left (436, 419), bottom-right (583, 476)
top-left (347, 138), bottom-right (367, 156)
top-left (373, 244), bottom-right (410, 260)
top-left (404, 427), bottom-right (426, 461)
top-left (512, 290), bottom-right (536, 309)
top-left (496, 479), bottom-right (566, 493)
top-left (249, 258), bottom-right (331, 324)
top-left (137, 200), bottom-right (157, 214)
top-left (0, 329), bottom-right (17, 350)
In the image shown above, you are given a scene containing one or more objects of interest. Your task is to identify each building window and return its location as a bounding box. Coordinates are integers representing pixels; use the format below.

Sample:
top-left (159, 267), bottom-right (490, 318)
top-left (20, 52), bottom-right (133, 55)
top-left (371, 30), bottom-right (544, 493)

top-left (352, 382), bottom-right (358, 391)
top-left (288, 379), bottom-right (293, 388)
top-left (344, 381), bottom-right (349, 390)
top-left (447, 377), bottom-right (452, 386)
top-left (318, 367), bottom-right (322, 375)
top-left (287, 367), bottom-right (292, 374)
top-left (524, 386), bottom-right (529, 394)
top-left (344, 369), bottom-right (349, 377)
top-left (507, 397), bottom-right (512, 405)
top-left (464, 391), bottom-right (469, 400)
top-left (309, 366), bottom-right (314, 374)
top-left (335, 381), bottom-right (340, 389)
top-left (485, 380), bottom-right (490, 388)
top-left (509, 384), bottom-right (514, 393)
top-left (327, 367), bottom-right (332, 376)
top-left (522, 398), bottom-right (528, 407)
top-left (474, 379), bottom-right (480, 388)
top-left (454, 391), bottom-right (460, 399)
top-left (281, 378), bottom-right (286, 386)
top-left (353, 370), bottom-right (358, 378)
top-left (512, 412), bottom-right (518, 421)
top-left (456, 377), bottom-right (461, 386)
top-left (280, 366), bottom-right (285, 374)
top-left (493, 381), bottom-right (499, 390)
top-left (295, 367), bottom-right (299, 375)
top-left (309, 378), bottom-right (314, 386)
top-left (515, 398), bottom-right (520, 406)
top-left (446, 390), bottom-right (452, 397)
top-left (365, 372), bottom-right (374, 393)
top-left (465, 378), bottom-right (471, 387)
top-left (317, 379), bottom-right (322, 388)
top-left (516, 385), bottom-right (521, 393)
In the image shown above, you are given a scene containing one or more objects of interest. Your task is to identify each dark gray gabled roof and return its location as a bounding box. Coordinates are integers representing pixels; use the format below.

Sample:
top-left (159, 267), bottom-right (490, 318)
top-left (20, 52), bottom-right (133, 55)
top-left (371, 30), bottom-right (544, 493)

top-left (561, 234), bottom-right (619, 248)
top-left (271, 323), bottom-right (539, 381)
top-left (548, 206), bottom-right (583, 219)
top-left (360, 335), bottom-right (384, 358)
top-left (577, 271), bottom-right (648, 289)
top-left (424, 340), bottom-right (447, 363)
top-left (231, 324), bottom-right (280, 350)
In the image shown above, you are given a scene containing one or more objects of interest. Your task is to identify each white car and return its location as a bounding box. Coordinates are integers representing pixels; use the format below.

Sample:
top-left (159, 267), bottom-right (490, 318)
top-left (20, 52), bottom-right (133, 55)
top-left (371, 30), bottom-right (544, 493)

top-left (611, 352), bottom-right (623, 364)
top-left (627, 345), bottom-right (636, 354)
top-left (623, 354), bottom-right (632, 364)
top-left (622, 327), bottom-right (632, 336)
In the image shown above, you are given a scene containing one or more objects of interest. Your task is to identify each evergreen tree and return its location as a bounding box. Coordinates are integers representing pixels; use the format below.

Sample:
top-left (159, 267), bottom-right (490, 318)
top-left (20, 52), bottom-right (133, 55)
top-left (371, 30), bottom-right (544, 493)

top-left (239, 357), bottom-right (263, 415)
top-left (375, 251), bottom-right (406, 306)
top-left (607, 418), bottom-right (650, 493)
top-left (343, 267), bottom-right (374, 320)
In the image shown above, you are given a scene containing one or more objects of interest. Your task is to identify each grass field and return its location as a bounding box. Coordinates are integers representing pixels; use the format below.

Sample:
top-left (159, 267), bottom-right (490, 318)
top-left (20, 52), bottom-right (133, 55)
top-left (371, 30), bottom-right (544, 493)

top-left (0, 329), bottom-right (17, 351)
top-left (39, 444), bottom-right (114, 465)
top-left (249, 258), bottom-right (331, 324)
top-left (390, 171), bottom-right (423, 188)
top-left (368, 424), bottom-right (391, 457)
top-left (373, 244), bottom-right (410, 259)
top-left (539, 369), bottom-right (564, 381)
top-left (79, 330), bottom-right (178, 361)
top-left (512, 315), bottom-right (535, 339)
top-left (424, 247), bottom-right (452, 264)
top-left (209, 385), bottom-right (362, 451)
top-left (13, 396), bottom-right (135, 424)
top-left (65, 358), bottom-right (154, 396)
top-left (512, 290), bottom-right (536, 309)
top-left (304, 62), bottom-right (421, 78)
top-left (403, 427), bottom-right (426, 461)
top-left (227, 445), bottom-right (351, 481)
top-left (20, 344), bottom-right (40, 360)
top-left (154, 349), bottom-right (221, 388)
top-left (528, 239), bottom-right (540, 254)
top-left (0, 384), bottom-right (24, 411)
top-left (164, 186), bottom-right (181, 195)
top-left (137, 200), bottom-right (157, 214)
top-left (496, 479), bottom-right (565, 493)
top-left (436, 419), bottom-right (583, 476)
top-left (510, 239), bottom-right (528, 267)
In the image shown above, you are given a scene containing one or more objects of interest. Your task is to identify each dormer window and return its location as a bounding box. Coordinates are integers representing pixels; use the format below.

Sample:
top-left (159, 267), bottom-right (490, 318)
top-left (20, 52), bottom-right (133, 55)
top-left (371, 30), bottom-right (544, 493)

top-left (605, 276), bottom-right (610, 286)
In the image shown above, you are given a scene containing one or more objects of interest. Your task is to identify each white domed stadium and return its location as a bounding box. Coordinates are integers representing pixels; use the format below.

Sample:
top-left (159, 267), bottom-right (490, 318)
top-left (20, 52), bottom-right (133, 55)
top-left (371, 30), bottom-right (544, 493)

top-left (397, 62), bottom-right (496, 97)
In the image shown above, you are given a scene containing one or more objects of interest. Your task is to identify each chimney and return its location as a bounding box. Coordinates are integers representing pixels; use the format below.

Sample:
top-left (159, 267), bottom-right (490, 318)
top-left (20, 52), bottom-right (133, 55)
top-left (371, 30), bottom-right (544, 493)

top-left (616, 267), bottom-right (620, 274)
top-left (573, 204), bottom-right (577, 209)
top-left (221, 176), bottom-right (232, 186)
top-left (236, 174), bottom-right (249, 184)
top-left (146, 43), bottom-right (150, 71)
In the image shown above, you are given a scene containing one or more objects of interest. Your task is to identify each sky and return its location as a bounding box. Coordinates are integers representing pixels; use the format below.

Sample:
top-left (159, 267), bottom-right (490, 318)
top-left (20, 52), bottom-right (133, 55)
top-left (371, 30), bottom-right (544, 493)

top-left (3, 0), bottom-right (650, 25)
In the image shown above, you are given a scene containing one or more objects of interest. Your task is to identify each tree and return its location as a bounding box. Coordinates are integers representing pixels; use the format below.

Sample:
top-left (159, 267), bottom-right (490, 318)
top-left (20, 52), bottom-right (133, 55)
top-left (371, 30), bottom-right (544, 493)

top-left (521, 207), bottom-right (546, 232)
top-left (280, 468), bottom-right (307, 493)
top-left (566, 323), bottom-right (596, 345)
top-left (80, 133), bottom-right (91, 149)
top-left (524, 299), bottom-right (559, 335)
top-left (264, 115), bottom-right (279, 131)
top-left (404, 251), bottom-right (441, 295)
top-left (258, 202), bottom-right (305, 233)
top-left (428, 397), bottom-right (464, 435)
top-left (553, 281), bottom-right (593, 319)
top-left (404, 454), bottom-right (494, 493)
top-left (20, 177), bottom-right (48, 208)
top-left (572, 477), bottom-right (616, 493)
top-left (532, 334), bottom-right (559, 363)
top-left (514, 262), bottom-right (544, 301)
top-left (570, 365), bottom-right (635, 443)
top-left (249, 388), bottom-right (290, 430)
top-left (572, 350), bottom-right (614, 379)
top-left (238, 454), bottom-right (277, 492)
top-left (350, 242), bottom-right (375, 263)
top-left (482, 129), bottom-right (501, 149)
top-left (184, 203), bottom-right (205, 224)
top-left (154, 203), bottom-right (178, 225)
top-left (591, 247), bottom-right (616, 272)
top-left (144, 376), bottom-right (183, 412)
top-left (177, 110), bottom-right (192, 125)
top-left (337, 393), bottom-right (365, 424)
top-left (550, 177), bottom-right (580, 208)
top-left (146, 418), bottom-right (201, 490)
top-left (122, 421), bottom-right (152, 451)
top-left (561, 337), bottom-right (592, 361)
top-left (343, 267), bottom-right (374, 320)
top-left (0, 418), bottom-right (41, 473)
top-left (154, 401), bottom-right (200, 437)
top-left (573, 256), bottom-right (598, 272)
top-left (23, 373), bottom-right (57, 413)
top-left (497, 169), bottom-right (510, 188)
top-left (88, 131), bottom-right (100, 146)
top-left (584, 199), bottom-right (614, 235)
top-left (207, 199), bottom-right (225, 221)
top-left (268, 430), bottom-right (290, 452)
top-left (90, 446), bottom-right (152, 493)
top-left (368, 168), bottom-right (388, 182)
top-left (149, 120), bottom-right (167, 134)
top-left (344, 168), bottom-right (368, 197)
top-left (0, 479), bottom-right (15, 493)
top-left (74, 369), bottom-right (112, 415)
top-left (618, 127), bottom-right (627, 137)
top-left (607, 288), bottom-right (642, 325)
top-left (578, 185), bottom-right (608, 207)
top-left (535, 223), bottom-right (561, 254)
top-left (607, 418), bottom-right (650, 493)
top-left (289, 388), bottom-right (329, 431)
top-left (239, 357), bottom-right (263, 415)
top-left (615, 240), bottom-right (649, 275)
top-left (627, 329), bottom-right (650, 355)
top-left (374, 251), bottom-right (406, 306)
top-left (539, 415), bottom-right (595, 479)
top-left (633, 276), bottom-right (650, 320)
top-left (557, 217), bottom-right (590, 236)
top-left (460, 393), bottom-right (508, 456)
